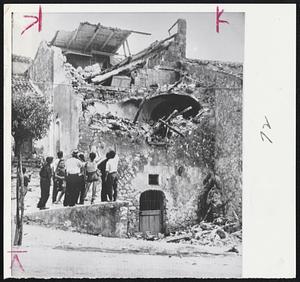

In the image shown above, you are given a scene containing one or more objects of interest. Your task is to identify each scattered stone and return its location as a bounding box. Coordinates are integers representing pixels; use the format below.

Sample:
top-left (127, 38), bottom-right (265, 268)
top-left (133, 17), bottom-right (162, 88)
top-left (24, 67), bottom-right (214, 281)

top-left (216, 228), bottom-right (226, 239)
top-left (199, 222), bottom-right (213, 230)
top-left (226, 246), bottom-right (239, 253)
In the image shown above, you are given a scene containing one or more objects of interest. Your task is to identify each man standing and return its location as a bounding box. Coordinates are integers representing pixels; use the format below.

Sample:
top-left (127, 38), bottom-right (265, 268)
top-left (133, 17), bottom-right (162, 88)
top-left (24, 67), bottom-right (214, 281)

top-left (97, 152), bottom-right (110, 202)
top-left (64, 149), bottom-right (83, 207)
top-left (51, 151), bottom-right (63, 203)
top-left (77, 153), bottom-right (86, 205)
top-left (105, 150), bottom-right (119, 202)
top-left (37, 157), bottom-right (53, 210)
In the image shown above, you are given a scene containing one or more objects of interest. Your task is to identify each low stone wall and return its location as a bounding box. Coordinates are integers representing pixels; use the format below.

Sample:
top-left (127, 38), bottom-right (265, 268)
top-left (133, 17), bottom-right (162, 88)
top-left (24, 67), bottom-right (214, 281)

top-left (24, 202), bottom-right (130, 238)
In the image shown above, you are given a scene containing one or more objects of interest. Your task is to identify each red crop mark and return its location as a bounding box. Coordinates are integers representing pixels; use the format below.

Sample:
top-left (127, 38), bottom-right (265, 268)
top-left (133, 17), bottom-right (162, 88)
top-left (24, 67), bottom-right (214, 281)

top-left (9, 250), bottom-right (27, 272)
top-left (21, 5), bottom-right (42, 35)
top-left (216, 6), bottom-right (229, 33)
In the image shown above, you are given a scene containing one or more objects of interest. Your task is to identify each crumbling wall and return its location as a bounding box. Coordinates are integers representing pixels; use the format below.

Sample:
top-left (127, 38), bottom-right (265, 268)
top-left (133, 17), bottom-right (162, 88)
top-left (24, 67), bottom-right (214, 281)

top-left (134, 69), bottom-right (176, 88)
top-left (78, 112), bottom-right (217, 233)
top-left (29, 41), bottom-right (81, 157)
top-left (28, 41), bottom-right (54, 98)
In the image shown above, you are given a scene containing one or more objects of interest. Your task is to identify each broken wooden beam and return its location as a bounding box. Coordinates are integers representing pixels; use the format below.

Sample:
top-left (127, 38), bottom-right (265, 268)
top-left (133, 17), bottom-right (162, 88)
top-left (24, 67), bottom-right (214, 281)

top-left (89, 34), bottom-right (176, 81)
top-left (175, 106), bottom-right (193, 117)
top-left (164, 110), bottom-right (178, 138)
top-left (166, 234), bottom-right (192, 243)
top-left (91, 58), bottom-right (146, 83)
top-left (158, 119), bottom-right (185, 137)
top-left (126, 30), bottom-right (151, 36)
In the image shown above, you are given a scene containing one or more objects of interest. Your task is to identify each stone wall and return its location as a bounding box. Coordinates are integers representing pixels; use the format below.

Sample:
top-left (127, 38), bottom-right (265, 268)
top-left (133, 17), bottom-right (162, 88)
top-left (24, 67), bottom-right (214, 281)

top-left (215, 89), bottom-right (242, 220)
top-left (24, 202), bottom-right (130, 238)
top-left (182, 60), bottom-right (243, 220)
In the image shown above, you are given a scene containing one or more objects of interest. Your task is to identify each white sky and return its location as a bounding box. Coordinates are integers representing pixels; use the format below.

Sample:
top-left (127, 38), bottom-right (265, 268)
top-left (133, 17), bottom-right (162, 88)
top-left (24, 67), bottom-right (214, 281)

top-left (12, 12), bottom-right (244, 63)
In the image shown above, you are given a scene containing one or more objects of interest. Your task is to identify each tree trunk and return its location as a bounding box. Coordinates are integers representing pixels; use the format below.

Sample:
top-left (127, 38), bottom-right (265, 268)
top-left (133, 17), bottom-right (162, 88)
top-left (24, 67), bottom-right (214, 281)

top-left (13, 143), bottom-right (24, 246)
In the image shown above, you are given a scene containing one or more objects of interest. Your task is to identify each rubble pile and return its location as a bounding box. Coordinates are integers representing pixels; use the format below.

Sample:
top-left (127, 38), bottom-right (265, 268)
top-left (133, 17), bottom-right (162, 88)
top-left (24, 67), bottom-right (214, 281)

top-left (94, 86), bottom-right (133, 102)
top-left (133, 220), bottom-right (242, 249)
top-left (89, 112), bottom-right (150, 141)
top-left (64, 62), bottom-right (89, 89)
top-left (147, 108), bottom-right (211, 145)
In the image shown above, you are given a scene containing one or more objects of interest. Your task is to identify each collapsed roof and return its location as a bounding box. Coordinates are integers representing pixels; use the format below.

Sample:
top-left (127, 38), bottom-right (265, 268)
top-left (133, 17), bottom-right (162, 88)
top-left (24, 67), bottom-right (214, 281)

top-left (50, 22), bottom-right (151, 57)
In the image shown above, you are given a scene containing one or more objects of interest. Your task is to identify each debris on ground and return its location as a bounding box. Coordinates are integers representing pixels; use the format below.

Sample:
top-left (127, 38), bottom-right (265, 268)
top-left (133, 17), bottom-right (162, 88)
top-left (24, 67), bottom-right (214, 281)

top-left (132, 218), bottom-right (242, 248)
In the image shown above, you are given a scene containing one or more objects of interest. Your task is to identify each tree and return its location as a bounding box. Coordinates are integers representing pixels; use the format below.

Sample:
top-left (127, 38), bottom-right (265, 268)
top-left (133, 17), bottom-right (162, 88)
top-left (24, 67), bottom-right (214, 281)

top-left (12, 91), bottom-right (52, 245)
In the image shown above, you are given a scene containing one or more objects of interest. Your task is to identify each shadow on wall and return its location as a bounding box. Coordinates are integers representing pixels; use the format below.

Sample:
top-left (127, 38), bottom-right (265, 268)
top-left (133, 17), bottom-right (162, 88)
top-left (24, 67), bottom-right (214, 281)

top-left (118, 94), bottom-right (201, 123)
top-left (90, 94), bottom-right (201, 123)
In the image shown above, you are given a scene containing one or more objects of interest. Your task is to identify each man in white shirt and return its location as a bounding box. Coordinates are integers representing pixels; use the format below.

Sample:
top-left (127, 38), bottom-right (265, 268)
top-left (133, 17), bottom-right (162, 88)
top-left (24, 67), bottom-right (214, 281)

top-left (51, 151), bottom-right (63, 203)
top-left (105, 150), bottom-right (119, 201)
top-left (64, 149), bottom-right (84, 207)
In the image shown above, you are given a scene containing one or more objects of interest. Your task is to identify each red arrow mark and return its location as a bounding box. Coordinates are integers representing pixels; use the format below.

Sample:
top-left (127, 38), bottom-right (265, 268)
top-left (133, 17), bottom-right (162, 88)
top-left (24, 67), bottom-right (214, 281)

top-left (21, 5), bottom-right (42, 35)
top-left (216, 6), bottom-right (229, 33)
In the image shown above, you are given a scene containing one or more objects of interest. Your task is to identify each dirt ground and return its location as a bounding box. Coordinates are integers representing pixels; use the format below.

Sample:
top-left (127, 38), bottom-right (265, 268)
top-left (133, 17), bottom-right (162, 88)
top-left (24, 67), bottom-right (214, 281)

top-left (11, 224), bottom-right (242, 278)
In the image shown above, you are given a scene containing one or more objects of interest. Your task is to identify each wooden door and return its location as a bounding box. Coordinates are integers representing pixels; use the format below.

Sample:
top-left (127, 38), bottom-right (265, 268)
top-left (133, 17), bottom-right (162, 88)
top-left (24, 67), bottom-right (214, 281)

top-left (139, 190), bottom-right (164, 234)
top-left (139, 210), bottom-right (162, 234)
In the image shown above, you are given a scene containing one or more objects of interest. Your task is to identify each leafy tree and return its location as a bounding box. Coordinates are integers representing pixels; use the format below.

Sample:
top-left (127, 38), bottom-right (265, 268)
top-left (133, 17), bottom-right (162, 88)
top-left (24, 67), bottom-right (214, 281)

top-left (12, 91), bottom-right (52, 245)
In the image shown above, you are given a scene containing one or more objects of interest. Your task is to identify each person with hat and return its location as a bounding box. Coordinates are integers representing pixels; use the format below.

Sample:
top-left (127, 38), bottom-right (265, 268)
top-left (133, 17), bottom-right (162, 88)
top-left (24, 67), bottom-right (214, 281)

top-left (64, 149), bottom-right (84, 207)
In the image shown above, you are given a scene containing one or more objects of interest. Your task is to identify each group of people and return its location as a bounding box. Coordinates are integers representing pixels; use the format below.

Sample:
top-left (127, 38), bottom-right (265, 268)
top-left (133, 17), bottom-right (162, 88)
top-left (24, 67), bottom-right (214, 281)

top-left (37, 148), bottom-right (119, 210)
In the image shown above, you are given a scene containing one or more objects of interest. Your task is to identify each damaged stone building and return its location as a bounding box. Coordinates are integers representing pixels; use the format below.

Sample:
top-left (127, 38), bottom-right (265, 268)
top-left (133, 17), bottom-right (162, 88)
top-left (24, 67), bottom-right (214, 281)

top-left (26, 19), bottom-right (242, 234)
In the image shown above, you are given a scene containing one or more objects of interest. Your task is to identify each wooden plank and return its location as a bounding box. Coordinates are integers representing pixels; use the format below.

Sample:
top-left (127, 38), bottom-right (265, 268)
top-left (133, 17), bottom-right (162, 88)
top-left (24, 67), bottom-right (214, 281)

top-left (90, 33), bottom-right (176, 81)
top-left (168, 20), bottom-right (179, 35)
top-left (84, 24), bottom-right (101, 52)
top-left (140, 210), bottom-right (161, 216)
top-left (91, 57), bottom-right (146, 83)
top-left (61, 48), bottom-right (93, 57)
top-left (126, 30), bottom-right (151, 36)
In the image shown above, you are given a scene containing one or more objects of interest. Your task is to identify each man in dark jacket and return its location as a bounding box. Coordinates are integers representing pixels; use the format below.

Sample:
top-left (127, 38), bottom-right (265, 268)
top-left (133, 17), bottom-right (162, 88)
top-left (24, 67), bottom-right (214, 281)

top-left (37, 156), bottom-right (53, 210)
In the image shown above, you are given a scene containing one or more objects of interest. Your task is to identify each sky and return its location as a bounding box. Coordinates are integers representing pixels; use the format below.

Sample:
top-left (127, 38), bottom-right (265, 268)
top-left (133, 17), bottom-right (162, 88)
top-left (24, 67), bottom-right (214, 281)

top-left (12, 12), bottom-right (244, 63)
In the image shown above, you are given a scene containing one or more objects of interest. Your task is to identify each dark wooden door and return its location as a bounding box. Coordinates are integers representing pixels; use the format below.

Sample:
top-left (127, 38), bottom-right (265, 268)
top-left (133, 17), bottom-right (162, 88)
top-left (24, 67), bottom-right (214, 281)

top-left (139, 210), bottom-right (162, 234)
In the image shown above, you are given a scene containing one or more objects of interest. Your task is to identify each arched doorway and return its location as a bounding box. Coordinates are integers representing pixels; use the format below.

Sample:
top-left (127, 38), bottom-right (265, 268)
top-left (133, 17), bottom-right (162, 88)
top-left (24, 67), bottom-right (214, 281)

top-left (139, 190), bottom-right (165, 234)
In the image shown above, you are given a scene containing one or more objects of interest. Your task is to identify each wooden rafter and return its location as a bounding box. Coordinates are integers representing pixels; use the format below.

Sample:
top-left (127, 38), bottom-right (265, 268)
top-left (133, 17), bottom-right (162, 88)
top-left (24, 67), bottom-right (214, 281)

top-left (101, 30), bottom-right (114, 50)
top-left (66, 23), bottom-right (82, 49)
top-left (84, 24), bottom-right (101, 52)
top-left (49, 31), bottom-right (59, 46)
